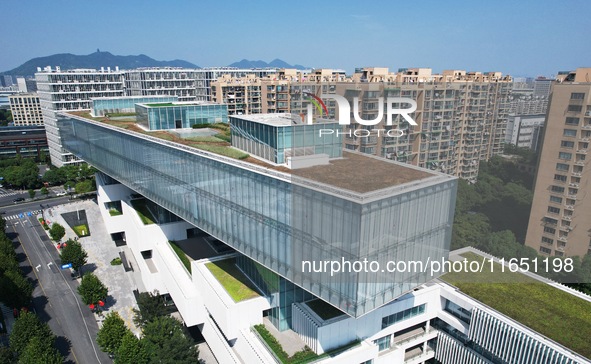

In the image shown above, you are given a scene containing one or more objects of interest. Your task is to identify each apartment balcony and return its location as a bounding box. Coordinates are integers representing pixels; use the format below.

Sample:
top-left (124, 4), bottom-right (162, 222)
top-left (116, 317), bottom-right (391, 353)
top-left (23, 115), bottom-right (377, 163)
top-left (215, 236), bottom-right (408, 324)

top-left (565, 205), bottom-right (575, 211)
top-left (404, 346), bottom-right (435, 364)
top-left (563, 215), bottom-right (572, 221)
top-left (572, 172), bottom-right (582, 177)
top-left (576, 149), bottom-right (588, 154)
top-left (558, 236), bottom-right (568, 243)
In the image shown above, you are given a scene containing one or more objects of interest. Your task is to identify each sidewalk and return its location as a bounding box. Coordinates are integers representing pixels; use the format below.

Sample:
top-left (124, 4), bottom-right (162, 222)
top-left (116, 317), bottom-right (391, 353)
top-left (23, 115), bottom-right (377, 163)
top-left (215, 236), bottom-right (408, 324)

top-left (44, 200), bottom-right (141, 336)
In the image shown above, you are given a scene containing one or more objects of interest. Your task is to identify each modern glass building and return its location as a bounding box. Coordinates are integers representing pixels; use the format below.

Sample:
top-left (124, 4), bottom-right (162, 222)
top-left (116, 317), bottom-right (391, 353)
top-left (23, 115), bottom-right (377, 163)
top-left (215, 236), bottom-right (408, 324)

top-left (135, 102), bottom-right (229, 130)
top-left (229, 114), bottom-right (342, 164)
top-left (57, 111), bottom-right (457, 318)
top-left (91, 95), bottom-right (178, 117)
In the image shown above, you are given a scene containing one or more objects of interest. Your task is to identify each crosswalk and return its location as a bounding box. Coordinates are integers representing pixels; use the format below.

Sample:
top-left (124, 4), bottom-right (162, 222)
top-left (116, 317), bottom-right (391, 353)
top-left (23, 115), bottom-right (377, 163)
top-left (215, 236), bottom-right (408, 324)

top-left (0, 191), bottom-right (23, 198)
top-left (4, 210), bottom-right (42, 220)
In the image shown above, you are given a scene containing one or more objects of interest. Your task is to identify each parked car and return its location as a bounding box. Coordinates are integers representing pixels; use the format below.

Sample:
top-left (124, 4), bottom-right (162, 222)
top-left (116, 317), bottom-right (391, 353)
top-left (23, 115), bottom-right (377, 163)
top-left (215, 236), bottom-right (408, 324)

top-left (13, 197), bottom-right (25, 203)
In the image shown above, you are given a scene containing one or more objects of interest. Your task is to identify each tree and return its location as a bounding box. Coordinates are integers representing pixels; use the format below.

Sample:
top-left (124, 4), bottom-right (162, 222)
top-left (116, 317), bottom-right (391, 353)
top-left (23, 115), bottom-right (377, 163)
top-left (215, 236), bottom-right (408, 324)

top-left (9, 311), bottom-right (54, 355)
top-left (0, 269), bottom-right (33, 308)
top-left (28, 189), bottom-right (36, 199)
top-left (142, 316), bottom-right (199, 364)
top-left (0, 346), bottom-right (15, 364)
top-left (40, 186), bottom-right (49, 196)
top-left (77, 273), bottom-right (108, 305)
top-left (49, 223), bottom-right (65, 242)
top-left (60, 239), bottom-right (87, 274)
top-left (18, 336), bottom-right (63, 364)
top-left (75, 179), bottom-right (95, 194)
top-left (97, 312), bottom-right (129, 355)
top-left (133, 291), bottom-right (167, 328)
top-left (116, 331), bottom-right (148, 364)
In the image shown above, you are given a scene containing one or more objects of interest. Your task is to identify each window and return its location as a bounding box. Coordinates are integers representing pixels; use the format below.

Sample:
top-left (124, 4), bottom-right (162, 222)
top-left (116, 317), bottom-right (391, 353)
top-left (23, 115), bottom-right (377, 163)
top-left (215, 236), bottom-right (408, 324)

top-left (373, 335), bottom-right (391, 352)
top-left (568, 105), bottom-right (583, 112)
top-left (558, 152), bottom-right (572, 160)
top-left (554, 174), bottom-right (567, 182)
top-left (565, 117), bottom-right (580, 126)
top-left (548, 206), bottom-right (560, 214)
top-left (381, 304), bottom-right (426, 329)
top-left (563, 129), bottom-right (577, 137)
top-left (550, 196), bottom-right (563, 203)
top-left (544, 226), bottom-right (556, 234)
top-left (551, 185), bottom-right (565, 193)
top-left (555, 251), bottom-right (564, 257)
top-left (544, 217), bottom-right (558, 225)
top-left (556, 163), bottom-right (569, 172)
top-left (539, 247), bottom-right (552, 254)
top-left (542, 237), bottom-right (554, 244)
top-left (561, 141), bottom-right (575, 148)
top-left (571, 93), bottom-right (585, 100)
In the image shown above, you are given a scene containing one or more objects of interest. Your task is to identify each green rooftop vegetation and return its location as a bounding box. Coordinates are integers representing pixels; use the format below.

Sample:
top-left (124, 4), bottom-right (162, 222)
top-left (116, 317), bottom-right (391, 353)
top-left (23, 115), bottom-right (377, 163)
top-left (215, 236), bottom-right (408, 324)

top-left (305, 299), bottom-right (345, 321)
top-left (253, 324), bottom-right (360, 364)
top-left (72, 112), bottom-right (251, 162)
top-left (169, 240), bottom-right (192, 273)
top-left (205, 258), bottom-right (260, 302)
top-left (129, 198), bottom-right (156, 225)
top-left (72, 224), bottom-right (90, 237)
top-left (442, 252), bottom-right (591, 359)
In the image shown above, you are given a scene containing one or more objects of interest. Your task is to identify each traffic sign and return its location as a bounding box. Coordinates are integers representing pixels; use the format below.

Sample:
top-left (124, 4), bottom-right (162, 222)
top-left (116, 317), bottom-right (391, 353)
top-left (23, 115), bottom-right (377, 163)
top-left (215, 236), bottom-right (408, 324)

top-left (60, 263), bottom-right (73, 269)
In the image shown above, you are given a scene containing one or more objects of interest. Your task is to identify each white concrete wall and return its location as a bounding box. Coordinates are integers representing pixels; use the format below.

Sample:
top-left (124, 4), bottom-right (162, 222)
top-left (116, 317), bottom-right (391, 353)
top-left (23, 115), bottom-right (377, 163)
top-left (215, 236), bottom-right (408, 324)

top-left (193, 259), bottom-right (270, 340)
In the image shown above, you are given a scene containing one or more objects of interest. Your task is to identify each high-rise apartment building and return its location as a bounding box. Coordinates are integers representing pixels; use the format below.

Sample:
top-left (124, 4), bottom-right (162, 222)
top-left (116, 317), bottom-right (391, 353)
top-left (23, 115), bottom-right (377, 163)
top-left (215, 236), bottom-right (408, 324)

top-left (212, 67), bottom-right (512, 182)
top-left (35, 66), bottom-right (125, 166)
top-left (505, 113), bottom-right (545, 151)
top-left (9, 93), bottom-right (43, 125)
top-left (526, 68), bottom-right (591, 257)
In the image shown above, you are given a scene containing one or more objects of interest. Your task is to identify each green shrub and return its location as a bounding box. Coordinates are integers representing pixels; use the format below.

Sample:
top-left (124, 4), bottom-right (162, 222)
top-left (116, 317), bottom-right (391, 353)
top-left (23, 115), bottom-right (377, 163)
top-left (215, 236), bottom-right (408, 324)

top-left (110, 257), bottom-right (122, 266)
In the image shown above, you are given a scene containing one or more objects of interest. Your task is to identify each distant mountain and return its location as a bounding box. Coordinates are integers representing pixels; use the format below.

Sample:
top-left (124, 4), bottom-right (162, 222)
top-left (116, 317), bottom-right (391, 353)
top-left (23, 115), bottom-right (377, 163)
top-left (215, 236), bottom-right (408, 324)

top-left (2, 51), bottom-right (199, 76)
top-left (228, 58), bottom-right (308, 70)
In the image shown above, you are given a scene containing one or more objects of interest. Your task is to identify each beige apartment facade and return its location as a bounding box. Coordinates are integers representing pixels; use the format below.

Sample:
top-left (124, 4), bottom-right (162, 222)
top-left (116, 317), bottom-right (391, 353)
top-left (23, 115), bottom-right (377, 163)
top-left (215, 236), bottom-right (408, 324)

top-left (9, 93), bottom-right (44, 126)
top-left (211, 67), bottom-right (512, 181)
top-left (525, 68), bottom-right (591, 257)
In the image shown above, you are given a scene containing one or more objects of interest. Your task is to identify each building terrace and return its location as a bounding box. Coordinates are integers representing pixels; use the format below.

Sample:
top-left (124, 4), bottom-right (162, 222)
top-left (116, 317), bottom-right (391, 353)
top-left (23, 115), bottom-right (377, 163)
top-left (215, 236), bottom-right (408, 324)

top-left (440, 249), bottom-right (591, 360)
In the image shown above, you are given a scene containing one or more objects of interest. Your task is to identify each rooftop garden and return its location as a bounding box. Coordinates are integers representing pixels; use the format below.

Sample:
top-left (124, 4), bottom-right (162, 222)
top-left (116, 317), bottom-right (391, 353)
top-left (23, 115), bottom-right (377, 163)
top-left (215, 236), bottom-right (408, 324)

top-left (129, 198), bottom-right (156, 225)
top-left (169, 240), bottom-right (192, 273)
top-left (205, 258), bottom-right (260, 302)
top-left (70, 111), bottom-right (250, 161)
top-left (441, 252), bottom-right (591, 359)
top-left (305, 299), bottom-right (345, 321)
top-left (253, 324), bottom-right (360, 364)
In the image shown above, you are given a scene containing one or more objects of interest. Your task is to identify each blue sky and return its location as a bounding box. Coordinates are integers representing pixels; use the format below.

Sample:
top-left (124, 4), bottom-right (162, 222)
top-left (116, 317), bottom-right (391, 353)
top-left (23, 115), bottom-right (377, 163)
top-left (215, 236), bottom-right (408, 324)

top-left (2, 0), bottom-right (590, 77)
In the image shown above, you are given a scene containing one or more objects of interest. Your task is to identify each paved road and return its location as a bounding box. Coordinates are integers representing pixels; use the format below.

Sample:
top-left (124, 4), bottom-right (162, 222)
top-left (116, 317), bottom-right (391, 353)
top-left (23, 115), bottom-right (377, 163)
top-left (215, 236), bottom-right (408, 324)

top-left (0, 196), bottom-right (71, 217)
top-left (7, 213), bottom-right (111, 364)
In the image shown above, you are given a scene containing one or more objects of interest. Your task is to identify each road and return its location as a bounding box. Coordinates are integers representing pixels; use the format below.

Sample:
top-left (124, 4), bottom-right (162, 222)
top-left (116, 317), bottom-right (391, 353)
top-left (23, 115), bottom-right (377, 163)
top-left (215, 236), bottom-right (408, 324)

top-left (7, 210), bottom-right (111, 363)
top-left (0, 196), bottom-right (72, 218)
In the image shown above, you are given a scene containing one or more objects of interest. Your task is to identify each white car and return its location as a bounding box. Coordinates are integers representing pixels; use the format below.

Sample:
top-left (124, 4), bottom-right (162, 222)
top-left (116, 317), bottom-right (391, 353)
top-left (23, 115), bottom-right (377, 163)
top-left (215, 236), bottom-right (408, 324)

top-left (56, 192), bottom-right (67, 196)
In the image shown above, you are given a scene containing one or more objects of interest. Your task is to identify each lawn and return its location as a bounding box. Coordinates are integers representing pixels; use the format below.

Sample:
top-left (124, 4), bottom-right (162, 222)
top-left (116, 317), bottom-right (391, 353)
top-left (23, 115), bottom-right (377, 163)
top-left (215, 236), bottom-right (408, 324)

top-left (169, 241), bottom-right (192, 273)
top-left (108, 208), bottom-right (122, 216)
top-left (190, 144), bottom-right (248, 159)
top-left (129, 199), bottom-right (156, 225)
top-left (442, 252), bottom-right (591, 359)
top-left (205, 258), bottom-right (260, 302)
top-left (253, 324), bottom-right (360, 364)
top-left (305, 299), bottom-right (344, 321)
top-left (72, 224), bottom-right (90, 237)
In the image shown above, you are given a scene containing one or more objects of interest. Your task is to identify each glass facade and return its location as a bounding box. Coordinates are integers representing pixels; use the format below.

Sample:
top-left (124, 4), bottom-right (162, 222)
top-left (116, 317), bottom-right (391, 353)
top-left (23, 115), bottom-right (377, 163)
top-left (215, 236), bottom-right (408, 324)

top-left (92, 96), bottom-right (178, 116)
top-left (230, 116), bottom-right (342, 163)
top-left (58, 114), bottom-right (456, 318)
top-left (381, 304), bottom-right (426, 329)
top-left (237, 255), bottom-right (314, 331)
top-left (135, 103), bottom-right (229, 130)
